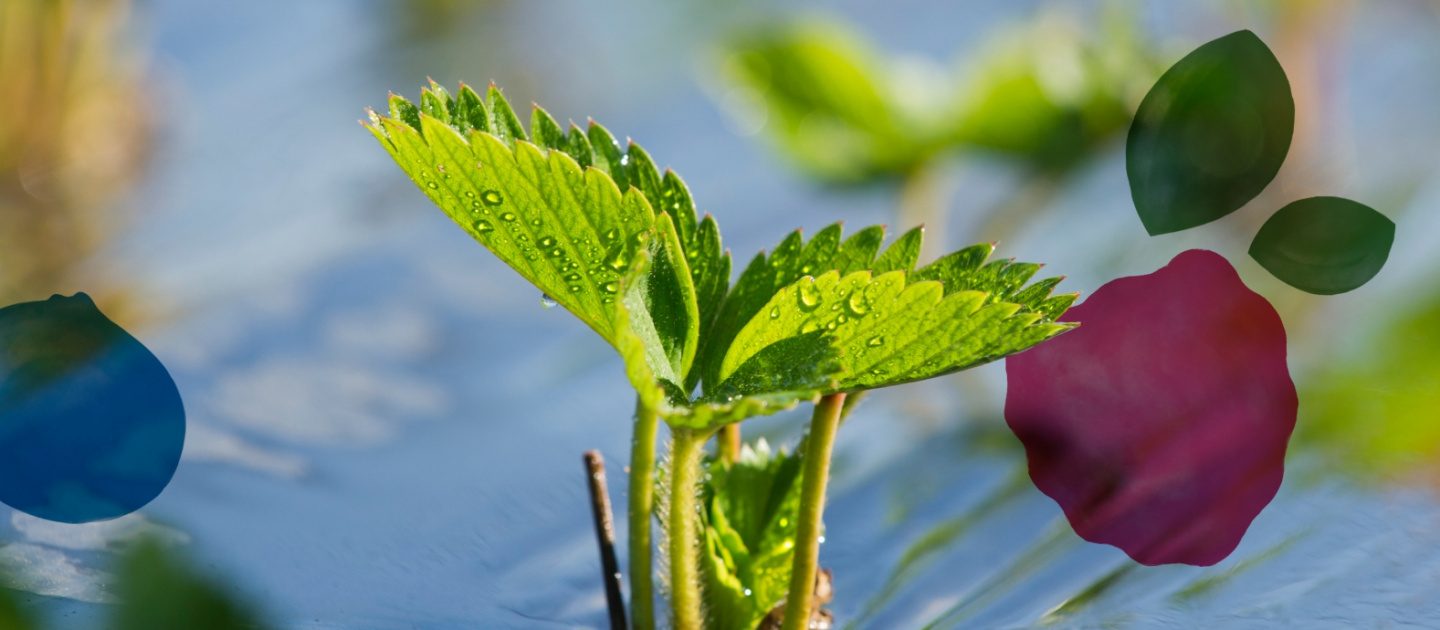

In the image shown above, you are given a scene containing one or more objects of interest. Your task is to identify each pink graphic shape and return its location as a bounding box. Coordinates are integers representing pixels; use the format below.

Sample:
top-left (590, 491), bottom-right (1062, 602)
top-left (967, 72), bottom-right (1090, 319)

top-left (1005, 249), bottom-right (1296, 566)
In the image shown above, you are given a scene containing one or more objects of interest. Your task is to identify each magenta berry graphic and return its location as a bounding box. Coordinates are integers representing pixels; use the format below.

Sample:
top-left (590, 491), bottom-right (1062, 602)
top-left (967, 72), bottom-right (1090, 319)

top-left (1006, 250), bottom-right (1296, 566)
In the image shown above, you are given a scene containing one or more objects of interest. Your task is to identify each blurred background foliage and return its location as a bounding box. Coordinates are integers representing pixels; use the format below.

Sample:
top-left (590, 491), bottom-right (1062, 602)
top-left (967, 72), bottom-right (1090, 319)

top-left (1, 538), bottom-right (262, 629)
top-left (1300, 293), bottom-right (1440, 482)
top-left (721, 8), bottom-right (1154, 186)
top-left (0, 0), bottom-right (1437, 627)
top-left (0, 0), bottom-right (151, 313)
top-left (108, 539), bottom-right (262, 630)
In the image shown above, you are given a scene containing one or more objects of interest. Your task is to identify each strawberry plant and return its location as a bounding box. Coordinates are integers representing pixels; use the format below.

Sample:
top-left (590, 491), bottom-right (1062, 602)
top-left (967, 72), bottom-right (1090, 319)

top-left (367, 82), bottom-right (1075, 629)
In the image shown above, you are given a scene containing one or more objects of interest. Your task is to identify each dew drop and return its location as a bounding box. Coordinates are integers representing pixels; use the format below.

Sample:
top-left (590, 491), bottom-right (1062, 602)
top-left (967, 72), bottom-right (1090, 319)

top-left (569, 285), bottom-right (583, 293)
top-left (564, 273), bottom-right (582, 282)
top-left (847, 292), bottom-right (870, 316)
top-left (481, 190), bottom-right (503, 206)
top-left (607, 250), bottom-right (629, 272)
top-left (769, 306), bottom-right (780, 319)
top-left (867, 335), bottom-right (884, 347)
top-left (602, 282), bottom-right (619, 294)
top-left (501, 212), bottom-right (517, 222)
top-left (603, 228), bottom-right (620, 243)
top-left (540, 294), bottom-right (558, 309)
top-left (426, 181), bottom-right (438, 189)
top-left (539, 237), bottom-right (557, 248)
top-left (797, 281), bottom-right (821, 311)
top-left (474, 219), bottom-right (493, 233)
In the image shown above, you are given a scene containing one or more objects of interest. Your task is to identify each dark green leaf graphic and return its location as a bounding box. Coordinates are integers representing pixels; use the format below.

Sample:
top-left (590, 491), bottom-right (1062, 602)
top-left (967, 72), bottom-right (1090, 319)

top-left (1249, 196), bottom-right (1395, 295)
top-left (1127, 30), bottom-right (1293, 236)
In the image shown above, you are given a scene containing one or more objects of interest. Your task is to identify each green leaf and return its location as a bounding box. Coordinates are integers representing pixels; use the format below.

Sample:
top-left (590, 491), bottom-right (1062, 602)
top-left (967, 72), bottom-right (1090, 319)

top-left (870, 226), bottom-right (922, 274)
top-left (1126, 30), bottom-right (1294, 235)
top-left (664, 391), bottom-right (823, 432)
top-left (1249, 196), bottom-right (1395, 295)
top-left (370, 87), bottom-right (650, 345)
top-left (721, 21), bottom-right (943, 183)
top-left (611, 240), bottom-right (805, 430)
top-left (111, 539), bottom-right (263, 630)
top-left (720, 262), bottom-right (1074, 393)
top-left (370, 84), bottom-right (725, 395)
top-left (695, 224), bottom-right (919, 394)
top-left (700, 440), bottom-right (805, 630)
top-left (613, 217), bottom-right (700, 397)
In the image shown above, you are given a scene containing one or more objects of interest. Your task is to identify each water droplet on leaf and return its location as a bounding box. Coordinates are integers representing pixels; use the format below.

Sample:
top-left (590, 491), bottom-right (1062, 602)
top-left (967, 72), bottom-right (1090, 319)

top-left (847, 292), bottom-right (870, 316)
top-left (797, 281), bottom-right (820, 311)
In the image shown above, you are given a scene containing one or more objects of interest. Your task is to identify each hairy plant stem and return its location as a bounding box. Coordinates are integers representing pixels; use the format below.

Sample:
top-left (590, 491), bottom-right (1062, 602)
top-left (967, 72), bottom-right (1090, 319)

top-left (627, 398), bottom-right (659, 630)
top-left (666, 427), bottom-right (710, 630)
top-left (781, 392), bottom-right (847, 630)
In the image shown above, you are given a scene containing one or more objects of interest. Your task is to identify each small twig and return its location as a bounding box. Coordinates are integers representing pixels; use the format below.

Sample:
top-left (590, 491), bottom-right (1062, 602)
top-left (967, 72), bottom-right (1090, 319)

top-left (583, 450), bottom-right (627, 630)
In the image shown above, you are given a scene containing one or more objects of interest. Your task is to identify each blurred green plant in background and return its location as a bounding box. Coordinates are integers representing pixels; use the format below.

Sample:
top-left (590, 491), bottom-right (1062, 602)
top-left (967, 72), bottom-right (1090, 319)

top-left (1300, 293), bottom-right (1440, 481)
top-left (0, 580), bottom-right (37, 630)
top-left (0, 538), bottom-right (263, 630)
top-left (721, 12), bottom-right (1153, 184)
top-left (0, 0), bottom-right (151, 308)
top-left (718, 8), bottom-right (1156, 246)
top-left (109, 538), bottom-right (263, 630)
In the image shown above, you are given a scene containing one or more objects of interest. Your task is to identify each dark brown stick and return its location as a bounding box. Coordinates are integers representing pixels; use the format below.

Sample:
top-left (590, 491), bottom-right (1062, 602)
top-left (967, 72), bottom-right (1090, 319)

top-left (583, 450), bottom-right (627, 630)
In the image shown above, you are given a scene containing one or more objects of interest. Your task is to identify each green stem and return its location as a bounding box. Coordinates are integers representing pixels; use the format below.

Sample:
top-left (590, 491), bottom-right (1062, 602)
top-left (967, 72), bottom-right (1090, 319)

top-left (781, 392), bottom-right (847, 630)
top-left (627, 398), bottom-right (658, 630)
top-left (666, 427), bottom-right (708, 630)
top-left (717, 423), bottom-right (740, 464)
